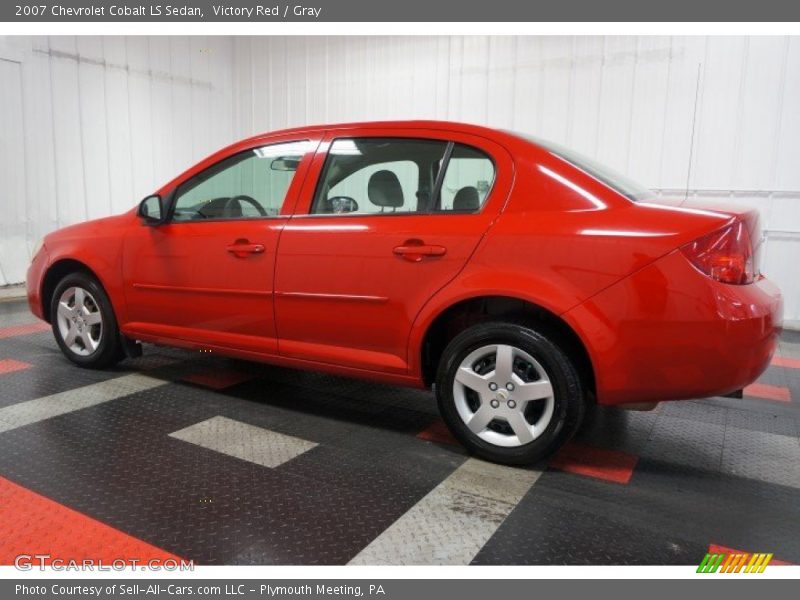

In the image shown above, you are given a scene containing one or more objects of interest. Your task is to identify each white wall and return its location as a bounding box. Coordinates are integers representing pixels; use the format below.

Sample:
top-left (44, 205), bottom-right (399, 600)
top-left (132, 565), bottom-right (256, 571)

top-left (0, 35), bottom-right (235, 285)
top-left (1, 35), bottom-right (799, 322)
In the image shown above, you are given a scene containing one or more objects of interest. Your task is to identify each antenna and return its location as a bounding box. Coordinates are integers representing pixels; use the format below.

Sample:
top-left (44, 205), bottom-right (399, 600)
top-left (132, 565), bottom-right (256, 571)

top-left (684, 62), bottom-right (702, 206)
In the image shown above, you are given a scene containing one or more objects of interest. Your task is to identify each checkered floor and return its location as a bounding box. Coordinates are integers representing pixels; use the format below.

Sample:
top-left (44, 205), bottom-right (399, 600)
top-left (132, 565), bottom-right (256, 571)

top-left (0, 298), bottom-right (798, 565)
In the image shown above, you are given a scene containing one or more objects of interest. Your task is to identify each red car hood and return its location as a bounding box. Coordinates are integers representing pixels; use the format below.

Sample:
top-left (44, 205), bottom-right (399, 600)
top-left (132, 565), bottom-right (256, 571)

top-left (44, 212), bottom-right (133, 246)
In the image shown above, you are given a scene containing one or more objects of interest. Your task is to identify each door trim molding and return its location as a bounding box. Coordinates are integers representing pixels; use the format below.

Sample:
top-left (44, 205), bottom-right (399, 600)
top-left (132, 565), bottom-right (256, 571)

top-left (132, 283), bottom-right (273, 297)
top-left (274, 291), bottom-right (389, 303)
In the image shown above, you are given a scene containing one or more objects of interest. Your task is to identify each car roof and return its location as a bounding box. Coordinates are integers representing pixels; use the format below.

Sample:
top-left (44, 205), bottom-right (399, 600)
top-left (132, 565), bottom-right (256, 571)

top-left (237, 120), bottom-right (520, 146)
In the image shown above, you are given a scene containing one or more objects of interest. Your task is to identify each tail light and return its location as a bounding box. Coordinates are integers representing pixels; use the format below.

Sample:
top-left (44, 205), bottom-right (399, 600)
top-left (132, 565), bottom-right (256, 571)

top-left (681, 220), bottom-right (755, 285)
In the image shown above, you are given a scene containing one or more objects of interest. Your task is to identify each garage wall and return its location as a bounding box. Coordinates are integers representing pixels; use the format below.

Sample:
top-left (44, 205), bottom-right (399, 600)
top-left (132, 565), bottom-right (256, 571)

top-left (2, 35), bottom-right (799, 322)
top-left (0, 35), bottom-right (235, 286)
top-left (234, 35), bottom-right (800, 323)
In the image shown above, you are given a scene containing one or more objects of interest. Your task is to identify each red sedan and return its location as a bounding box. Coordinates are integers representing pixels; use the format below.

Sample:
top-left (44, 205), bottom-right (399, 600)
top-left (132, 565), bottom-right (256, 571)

top-left (26, 121), bottom-right (783, 465)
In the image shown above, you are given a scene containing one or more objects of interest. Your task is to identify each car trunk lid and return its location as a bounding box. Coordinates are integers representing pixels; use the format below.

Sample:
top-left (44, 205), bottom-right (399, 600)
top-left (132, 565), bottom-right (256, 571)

top-left (642, 195), bottom-right (764, 277)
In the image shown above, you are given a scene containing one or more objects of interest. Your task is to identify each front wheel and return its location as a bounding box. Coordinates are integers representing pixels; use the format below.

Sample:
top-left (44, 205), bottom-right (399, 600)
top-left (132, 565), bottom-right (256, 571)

top-left (435, 322), bottom-right (584, 465)
top-left (50, 272), bottom-right (123, 369)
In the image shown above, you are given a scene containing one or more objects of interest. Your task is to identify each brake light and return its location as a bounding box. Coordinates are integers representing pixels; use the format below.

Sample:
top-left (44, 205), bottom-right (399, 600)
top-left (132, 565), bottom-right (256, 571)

top-left (681, 220), bottom-right (755, 285)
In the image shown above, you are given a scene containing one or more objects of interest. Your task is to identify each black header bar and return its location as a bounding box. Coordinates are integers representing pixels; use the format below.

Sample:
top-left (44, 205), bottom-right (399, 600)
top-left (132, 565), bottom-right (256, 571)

top-left (3, 0), bottom-right (800, 22)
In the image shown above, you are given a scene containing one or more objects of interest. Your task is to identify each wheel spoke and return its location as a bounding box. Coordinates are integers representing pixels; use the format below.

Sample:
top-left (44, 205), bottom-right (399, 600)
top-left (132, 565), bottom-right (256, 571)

top-left (467, 405), bottom-right (494, 434)
top-left (494, 344), bottom-right (514, 382)
top-left (74, 287), bottom-right (86, 309)
top-left (64, 326), bottom-right (78, 347)
top-left (80, 329), bottom-right (98, 352)
top-left (506, 411), bottom-right (534, 445)
top-left (455, 366), bottom-right (490, 394)
top-left (57, 301), bottom-right (75, 320)
top-left (84, 311), bottom-right (102, 326)
top-left (517, 379), bottom-right (553, 402)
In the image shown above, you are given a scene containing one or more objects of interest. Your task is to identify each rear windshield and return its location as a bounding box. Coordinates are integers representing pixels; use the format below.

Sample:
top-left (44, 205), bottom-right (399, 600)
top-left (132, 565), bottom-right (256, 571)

top-left (512, 132), bottom-right (655, 202)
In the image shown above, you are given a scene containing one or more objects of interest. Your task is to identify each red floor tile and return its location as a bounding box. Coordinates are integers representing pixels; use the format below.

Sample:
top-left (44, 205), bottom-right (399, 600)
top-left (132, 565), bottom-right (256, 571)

top-left (771, 355), bottom-right (800, 369)
top-left (417, 419), bottom-right (458, 445)
top-left (0, 358), bottom-right (33, 375)
top-left (550, 442), bottom-right (639, 484)
top-left (0, 322), bottom-right (49, 340)
top-left (0, 475), bottom-right (183, 566)
top-left (708, 544), bottom-right (792, 566)
top-left (744, 383), bottom-right (791, 403)
top-left (182, 368), bottom-right (255, 390)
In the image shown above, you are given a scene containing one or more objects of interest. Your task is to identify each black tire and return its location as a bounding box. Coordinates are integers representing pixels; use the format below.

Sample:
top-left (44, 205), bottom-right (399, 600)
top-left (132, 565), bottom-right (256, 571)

top-left (50, 271), bottom-right (123, 369)
top-left (435, 322), bottom-right (584, 465)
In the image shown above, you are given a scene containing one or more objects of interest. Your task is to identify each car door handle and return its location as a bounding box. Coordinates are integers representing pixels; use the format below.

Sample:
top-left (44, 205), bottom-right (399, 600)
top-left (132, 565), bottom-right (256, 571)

top-left (393, 241), bottom-right (447, 262)
top-left (226, 241), bottom-right (265, 256)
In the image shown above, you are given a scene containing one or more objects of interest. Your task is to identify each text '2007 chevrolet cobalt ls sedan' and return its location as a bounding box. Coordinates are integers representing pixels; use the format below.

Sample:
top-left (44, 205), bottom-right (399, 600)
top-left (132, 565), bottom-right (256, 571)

top-left (27, 121), bottom-right (783, 465)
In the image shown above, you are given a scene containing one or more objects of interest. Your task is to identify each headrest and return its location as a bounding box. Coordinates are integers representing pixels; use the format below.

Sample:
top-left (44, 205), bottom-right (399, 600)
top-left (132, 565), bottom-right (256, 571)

top-left (452, 186), bottom-right (480, 211)
top-left (368, 170), bottom-right (404, 208)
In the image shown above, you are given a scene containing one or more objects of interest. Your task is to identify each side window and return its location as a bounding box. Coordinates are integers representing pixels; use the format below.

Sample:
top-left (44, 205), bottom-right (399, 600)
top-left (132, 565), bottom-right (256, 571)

top-left (172, 140), bottom-right (310, 222)
top-left (437, 144), bottom-right (495, 212)
top-left (311, 138), bottom-right (448, 215)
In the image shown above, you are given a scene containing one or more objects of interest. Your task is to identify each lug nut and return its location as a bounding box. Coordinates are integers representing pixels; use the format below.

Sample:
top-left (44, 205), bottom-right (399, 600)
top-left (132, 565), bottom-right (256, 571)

top-left (507, 400), bottom-right (517, 409)
top-left (490, 399), bottom-right (500, 408)
top-left (488, 382), bottom-right (498, 391)
top-left (506, 382), bottom-right (515, 391)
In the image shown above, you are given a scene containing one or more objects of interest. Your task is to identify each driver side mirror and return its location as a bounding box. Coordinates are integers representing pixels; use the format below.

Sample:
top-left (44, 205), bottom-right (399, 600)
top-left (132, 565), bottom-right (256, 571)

top-left (138, 195), bottom-right (165, 226)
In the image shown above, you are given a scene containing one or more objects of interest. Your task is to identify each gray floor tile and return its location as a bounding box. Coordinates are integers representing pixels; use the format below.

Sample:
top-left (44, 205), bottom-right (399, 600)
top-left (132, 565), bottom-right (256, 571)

top-left (721, 426), bottom-right (800, 489)
top-left (642, 416), bottom-right (726, 469)
top-left (169, 415), bottom-right (318, 468)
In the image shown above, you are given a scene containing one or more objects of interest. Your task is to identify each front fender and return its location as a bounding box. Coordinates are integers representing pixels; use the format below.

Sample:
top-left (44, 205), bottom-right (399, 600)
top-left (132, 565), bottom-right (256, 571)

top-left (38, 214), bottom-right (132, 324)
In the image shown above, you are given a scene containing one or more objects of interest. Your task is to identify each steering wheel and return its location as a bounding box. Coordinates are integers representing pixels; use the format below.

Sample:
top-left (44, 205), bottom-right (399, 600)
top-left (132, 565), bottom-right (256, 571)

top-left (228, 195), bottom-right (268, 217)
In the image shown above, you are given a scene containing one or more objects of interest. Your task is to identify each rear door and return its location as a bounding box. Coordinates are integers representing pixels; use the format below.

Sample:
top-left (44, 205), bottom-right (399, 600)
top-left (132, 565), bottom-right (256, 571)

top-left (274, 128), bottom-right (513, 373)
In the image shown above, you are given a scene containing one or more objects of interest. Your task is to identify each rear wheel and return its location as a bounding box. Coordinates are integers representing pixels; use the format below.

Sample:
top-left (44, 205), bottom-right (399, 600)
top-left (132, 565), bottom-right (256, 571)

top-left (50, 272), bottom-right (123, 369)
top-left (435, 322), bottom-right (584, 465)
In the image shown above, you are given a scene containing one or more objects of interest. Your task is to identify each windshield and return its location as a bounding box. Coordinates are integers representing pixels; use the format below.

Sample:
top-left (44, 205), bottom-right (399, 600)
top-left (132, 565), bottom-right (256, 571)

top-left (512, 132), bottom-right (655, 202)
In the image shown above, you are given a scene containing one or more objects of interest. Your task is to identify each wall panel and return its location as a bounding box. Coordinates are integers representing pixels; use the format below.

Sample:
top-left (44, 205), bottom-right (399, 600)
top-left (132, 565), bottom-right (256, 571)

top-left (103, 36), bottom-right (135, 214)
top-left (0, 35), bottom-right (235, 287)
top-left (0, 57), bottom-right (27, 285)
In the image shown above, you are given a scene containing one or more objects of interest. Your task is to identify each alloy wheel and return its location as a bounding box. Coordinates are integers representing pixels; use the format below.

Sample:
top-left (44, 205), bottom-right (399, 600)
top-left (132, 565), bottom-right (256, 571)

top-left (56, 286), bottom-right (104, 356)
top-left (452, 343), bottom-right (555, 448)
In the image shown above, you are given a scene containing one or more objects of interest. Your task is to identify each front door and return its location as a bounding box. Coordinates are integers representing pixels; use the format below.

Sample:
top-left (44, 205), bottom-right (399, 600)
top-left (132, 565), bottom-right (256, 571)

top-left (274, 129), bottom-right (513, 373)
top-left (122, 139), bottom-right (316, 355)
